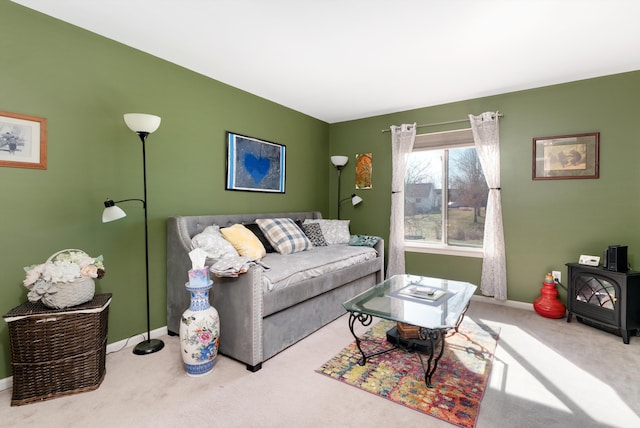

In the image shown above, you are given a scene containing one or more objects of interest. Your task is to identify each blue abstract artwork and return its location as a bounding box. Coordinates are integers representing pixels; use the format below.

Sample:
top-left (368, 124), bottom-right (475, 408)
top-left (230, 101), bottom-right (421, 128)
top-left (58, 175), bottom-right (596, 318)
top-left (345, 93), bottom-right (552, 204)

top-left (226, 132), bottom-right (285, 192)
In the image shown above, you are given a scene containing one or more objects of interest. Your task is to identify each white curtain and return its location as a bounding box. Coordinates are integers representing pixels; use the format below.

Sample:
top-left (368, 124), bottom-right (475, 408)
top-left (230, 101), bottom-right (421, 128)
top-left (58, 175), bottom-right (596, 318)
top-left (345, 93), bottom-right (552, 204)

top-left (469, 112), bottom-right (507, 300)
top-left (387, 123), bottom-right (416, 278)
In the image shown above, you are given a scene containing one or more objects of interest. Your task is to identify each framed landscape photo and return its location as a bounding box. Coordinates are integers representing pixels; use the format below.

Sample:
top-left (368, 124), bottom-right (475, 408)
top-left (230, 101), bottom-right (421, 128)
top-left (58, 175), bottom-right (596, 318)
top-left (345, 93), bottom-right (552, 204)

top-left (0, 111), bottom-right (47, 170)
top-left (532, 132), bottom-right (599, 180)
top-left (226, 132), bottom-right (286, 193)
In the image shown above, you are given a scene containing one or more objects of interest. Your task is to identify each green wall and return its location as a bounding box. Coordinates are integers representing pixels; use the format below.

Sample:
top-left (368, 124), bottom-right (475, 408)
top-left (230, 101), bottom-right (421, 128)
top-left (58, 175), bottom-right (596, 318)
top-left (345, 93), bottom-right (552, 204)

top-left (330, 70), bottom-right (640, 305)
top-left (0, 3), bottom-right (329, 379)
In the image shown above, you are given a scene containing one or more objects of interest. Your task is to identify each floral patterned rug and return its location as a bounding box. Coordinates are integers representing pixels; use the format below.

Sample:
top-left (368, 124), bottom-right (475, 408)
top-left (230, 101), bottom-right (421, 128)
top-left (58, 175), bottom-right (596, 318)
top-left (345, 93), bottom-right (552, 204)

top-left (316, 318), bottom-right (500, 428)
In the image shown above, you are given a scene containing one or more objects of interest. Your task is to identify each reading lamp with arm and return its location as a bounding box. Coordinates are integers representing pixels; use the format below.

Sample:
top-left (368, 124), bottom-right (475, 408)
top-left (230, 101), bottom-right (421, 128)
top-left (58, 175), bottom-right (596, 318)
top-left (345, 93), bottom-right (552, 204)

top-left (331, 155), bottom-right (363, 219)
top-left (102, 113), bottom-right (164, 355)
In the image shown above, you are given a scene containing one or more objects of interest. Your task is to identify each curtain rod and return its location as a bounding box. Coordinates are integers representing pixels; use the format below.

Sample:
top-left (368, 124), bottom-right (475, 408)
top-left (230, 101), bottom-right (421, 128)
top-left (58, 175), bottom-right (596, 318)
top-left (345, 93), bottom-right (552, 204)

top-left (381, 113), bottom-right (504, 133)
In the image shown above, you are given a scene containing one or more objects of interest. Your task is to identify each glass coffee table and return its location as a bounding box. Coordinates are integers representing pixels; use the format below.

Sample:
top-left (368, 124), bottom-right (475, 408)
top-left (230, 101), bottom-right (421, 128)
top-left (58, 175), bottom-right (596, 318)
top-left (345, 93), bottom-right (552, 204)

top-left (343, 274), bottom-right (477, 387)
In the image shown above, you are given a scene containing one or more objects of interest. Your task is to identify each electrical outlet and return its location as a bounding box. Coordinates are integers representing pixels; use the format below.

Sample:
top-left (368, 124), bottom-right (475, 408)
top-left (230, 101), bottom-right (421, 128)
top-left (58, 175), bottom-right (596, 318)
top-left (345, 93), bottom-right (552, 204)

top-left (552, 270), bottom-right (561, 284)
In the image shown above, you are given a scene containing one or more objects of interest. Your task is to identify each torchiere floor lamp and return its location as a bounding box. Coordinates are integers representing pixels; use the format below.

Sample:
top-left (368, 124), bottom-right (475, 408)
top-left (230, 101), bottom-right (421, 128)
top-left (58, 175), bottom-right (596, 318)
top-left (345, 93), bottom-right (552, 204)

top-left (102, 113), bottom-right (164, 355)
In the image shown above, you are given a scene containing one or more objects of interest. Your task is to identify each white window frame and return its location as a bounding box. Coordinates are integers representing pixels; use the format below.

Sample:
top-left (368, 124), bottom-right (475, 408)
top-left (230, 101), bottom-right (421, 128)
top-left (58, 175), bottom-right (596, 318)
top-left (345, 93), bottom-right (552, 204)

top-left (404, 128), bottom-right (484, 258)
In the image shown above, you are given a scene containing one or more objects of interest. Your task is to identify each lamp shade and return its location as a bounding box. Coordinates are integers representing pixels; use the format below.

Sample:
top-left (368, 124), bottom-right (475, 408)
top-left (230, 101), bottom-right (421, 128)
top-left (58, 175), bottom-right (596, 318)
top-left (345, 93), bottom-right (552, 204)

top-left (331, 155), bottom-right (348, 167)
top-left (102, 204), bottom-right (127, 223)
top-left (124, 113), bottom-right (161, 134)
top-left (351, 194), bottom-right (363, 206)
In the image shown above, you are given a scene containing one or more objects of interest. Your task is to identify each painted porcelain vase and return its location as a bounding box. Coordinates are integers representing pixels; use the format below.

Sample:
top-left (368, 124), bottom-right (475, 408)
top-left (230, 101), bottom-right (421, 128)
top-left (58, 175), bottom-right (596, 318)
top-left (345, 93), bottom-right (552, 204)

top-left (179, 281), bottom-right (220, 376)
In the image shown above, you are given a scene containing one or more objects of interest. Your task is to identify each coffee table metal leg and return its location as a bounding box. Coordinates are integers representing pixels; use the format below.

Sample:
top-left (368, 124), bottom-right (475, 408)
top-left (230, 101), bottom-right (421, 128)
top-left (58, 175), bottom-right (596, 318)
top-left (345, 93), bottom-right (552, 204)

top-left (348, 312), bottom-right (373, 365)
top-left (419, 328), bottom-right (446, 388)
top-left (454, 301), bottom-right (471, 332)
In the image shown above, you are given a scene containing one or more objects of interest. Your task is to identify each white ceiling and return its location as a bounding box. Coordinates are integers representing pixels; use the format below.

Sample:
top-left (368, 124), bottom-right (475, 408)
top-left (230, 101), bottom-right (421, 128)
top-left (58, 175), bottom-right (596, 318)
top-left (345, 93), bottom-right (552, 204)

top-left (12, 0), bottom-right (640, 123)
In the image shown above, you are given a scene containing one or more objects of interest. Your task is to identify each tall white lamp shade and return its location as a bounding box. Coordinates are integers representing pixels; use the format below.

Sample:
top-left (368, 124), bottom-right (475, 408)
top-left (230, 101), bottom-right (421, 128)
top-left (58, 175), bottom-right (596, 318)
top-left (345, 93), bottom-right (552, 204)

top-left (331, 155), bottom-right (348, 167)
top-left (124, 113), bottom-right (161, 134)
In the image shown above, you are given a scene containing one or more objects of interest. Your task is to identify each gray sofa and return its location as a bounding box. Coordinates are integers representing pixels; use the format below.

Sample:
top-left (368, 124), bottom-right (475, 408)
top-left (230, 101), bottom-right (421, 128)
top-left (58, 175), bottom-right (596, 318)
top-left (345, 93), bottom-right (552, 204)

top-left (166, 211), bottom-right (384, 371)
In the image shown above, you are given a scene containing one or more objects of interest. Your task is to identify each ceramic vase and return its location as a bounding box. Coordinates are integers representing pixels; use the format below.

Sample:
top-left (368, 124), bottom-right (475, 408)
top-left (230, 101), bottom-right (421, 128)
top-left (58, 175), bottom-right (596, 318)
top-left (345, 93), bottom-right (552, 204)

top-left (533, 273), bottom-right (566, 319)
top-left (179, 281), bottom-right (220, 376)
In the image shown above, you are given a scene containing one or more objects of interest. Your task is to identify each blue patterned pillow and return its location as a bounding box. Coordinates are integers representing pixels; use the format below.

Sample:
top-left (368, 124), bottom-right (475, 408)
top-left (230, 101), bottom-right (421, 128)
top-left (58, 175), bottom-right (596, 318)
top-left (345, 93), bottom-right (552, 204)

top-left (348, 234), bottom-right (381, 247)
top-left (256, 218), bottom-right (313, 255)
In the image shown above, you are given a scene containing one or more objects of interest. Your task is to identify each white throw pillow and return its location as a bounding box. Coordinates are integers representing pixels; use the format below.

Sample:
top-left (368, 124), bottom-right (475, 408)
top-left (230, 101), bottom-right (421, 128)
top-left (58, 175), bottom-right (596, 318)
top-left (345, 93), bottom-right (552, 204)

top-left (303, 219), bottom-right (350, 245)
top-left (191, 225), bottom-right (239, 261)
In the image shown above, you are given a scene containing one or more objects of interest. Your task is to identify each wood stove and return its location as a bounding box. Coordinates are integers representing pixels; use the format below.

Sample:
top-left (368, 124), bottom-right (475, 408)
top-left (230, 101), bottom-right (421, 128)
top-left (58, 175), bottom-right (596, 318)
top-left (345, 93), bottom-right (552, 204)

top-left (566, 263), bottom-right (640, 343)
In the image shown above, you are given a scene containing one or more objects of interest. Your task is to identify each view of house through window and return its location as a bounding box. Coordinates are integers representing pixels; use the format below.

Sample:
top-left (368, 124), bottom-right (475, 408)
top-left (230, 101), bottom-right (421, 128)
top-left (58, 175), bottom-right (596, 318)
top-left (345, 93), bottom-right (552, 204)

top-left (404, 131), bottom-right (488, 249)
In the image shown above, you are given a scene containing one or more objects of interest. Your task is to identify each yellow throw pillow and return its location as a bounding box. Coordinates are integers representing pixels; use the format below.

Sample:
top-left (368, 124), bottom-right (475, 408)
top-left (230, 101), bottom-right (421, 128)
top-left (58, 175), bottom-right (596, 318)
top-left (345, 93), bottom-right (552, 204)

top-left (220, 224), bottom-right (266, 259)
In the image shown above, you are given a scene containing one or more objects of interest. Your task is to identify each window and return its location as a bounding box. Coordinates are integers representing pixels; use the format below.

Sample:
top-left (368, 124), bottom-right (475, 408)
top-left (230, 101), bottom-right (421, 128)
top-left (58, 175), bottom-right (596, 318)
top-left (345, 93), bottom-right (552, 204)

top-left (404, 129), bottom-right (487, 257)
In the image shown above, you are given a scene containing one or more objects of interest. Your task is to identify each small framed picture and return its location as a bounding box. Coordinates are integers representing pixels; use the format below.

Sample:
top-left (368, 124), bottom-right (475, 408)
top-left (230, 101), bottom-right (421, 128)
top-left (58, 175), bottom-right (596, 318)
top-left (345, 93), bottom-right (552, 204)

top-left (0, 111), bottom-right (47, 170)
top-left (532, 132), bottom-right (599, 180)
top-left (355, 152), bottom-right (372, 189)
top-left (226, 132), bottom-right (286, 193)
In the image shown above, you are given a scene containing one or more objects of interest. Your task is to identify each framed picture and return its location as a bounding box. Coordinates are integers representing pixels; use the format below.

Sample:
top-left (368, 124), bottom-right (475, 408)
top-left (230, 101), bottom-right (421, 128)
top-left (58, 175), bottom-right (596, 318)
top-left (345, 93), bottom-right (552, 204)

top-left (532, 132), bottom-right (599, 180)
top-left (0, 111), bottom-right (47, 169)
top-left (355, 152), bottom-right (372, 189)
top-left (226, 132), bottom-right (286, 193)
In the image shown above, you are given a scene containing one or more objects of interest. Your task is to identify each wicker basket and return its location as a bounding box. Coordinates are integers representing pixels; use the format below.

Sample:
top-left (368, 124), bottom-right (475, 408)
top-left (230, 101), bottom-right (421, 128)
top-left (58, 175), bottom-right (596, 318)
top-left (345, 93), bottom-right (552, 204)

top-left (41, 276), bottom-right (95, 309)
top-left (39, 249), bottom-right (96, 309)
top-left (3, 294), bottom-right (111, 406)
top-left (396, 322), bottom-right (421, 340)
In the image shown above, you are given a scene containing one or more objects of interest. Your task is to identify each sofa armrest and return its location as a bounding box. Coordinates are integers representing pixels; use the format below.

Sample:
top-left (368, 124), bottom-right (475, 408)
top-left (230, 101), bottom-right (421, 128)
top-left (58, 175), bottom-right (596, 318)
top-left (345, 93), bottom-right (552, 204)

top-left (166, 217), bottom-right (195, 334)
top-left (212, 267), bottom-right (264, 371)
top-left (374, 238), bottom-right (385, 282)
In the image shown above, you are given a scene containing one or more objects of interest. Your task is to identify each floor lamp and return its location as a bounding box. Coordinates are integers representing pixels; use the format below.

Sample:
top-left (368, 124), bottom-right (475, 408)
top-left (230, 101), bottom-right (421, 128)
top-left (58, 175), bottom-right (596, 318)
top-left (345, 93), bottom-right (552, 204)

top-left (102, 113), bottom-right (164, 355)
top-left (331, 156), bottom-right (363, 219)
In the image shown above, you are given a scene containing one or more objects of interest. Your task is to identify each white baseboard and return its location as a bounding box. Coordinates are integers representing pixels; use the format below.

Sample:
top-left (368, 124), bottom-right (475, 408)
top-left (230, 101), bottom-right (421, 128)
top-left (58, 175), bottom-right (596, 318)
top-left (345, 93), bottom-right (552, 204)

top-left (0, 326), bottom-right (168, 392)
top-left (105, 326), bottom-right (168, 354)
top-left (0, 376), bottom-right (11, 392)
top-left (471, 294), bottom-right (534, 311)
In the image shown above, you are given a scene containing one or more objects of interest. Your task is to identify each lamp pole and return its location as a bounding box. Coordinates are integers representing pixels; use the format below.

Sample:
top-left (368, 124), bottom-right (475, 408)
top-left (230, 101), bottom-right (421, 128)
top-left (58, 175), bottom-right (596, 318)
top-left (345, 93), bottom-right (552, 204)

top-left (337, 165), bottom-right (344, 219)
top-left (133, 131), bottom-right (164, 355)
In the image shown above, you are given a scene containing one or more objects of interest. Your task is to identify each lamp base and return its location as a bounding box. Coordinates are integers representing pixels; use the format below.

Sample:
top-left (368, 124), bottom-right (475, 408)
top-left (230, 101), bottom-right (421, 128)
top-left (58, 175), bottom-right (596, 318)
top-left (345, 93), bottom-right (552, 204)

top-left (133, 338), bottom-right (165, 355)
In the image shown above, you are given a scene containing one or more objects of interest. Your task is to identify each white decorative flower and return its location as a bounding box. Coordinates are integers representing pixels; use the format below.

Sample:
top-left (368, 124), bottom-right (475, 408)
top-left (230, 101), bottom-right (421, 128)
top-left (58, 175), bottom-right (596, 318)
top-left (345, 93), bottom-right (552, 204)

top-left (22, 250), bottom-right (106, 303)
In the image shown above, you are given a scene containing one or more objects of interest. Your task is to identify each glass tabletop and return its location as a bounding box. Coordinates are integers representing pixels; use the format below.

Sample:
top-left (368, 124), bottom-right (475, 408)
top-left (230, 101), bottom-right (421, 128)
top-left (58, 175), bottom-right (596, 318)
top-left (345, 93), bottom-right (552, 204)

top-left (343, 274), bottom-right (477, 329)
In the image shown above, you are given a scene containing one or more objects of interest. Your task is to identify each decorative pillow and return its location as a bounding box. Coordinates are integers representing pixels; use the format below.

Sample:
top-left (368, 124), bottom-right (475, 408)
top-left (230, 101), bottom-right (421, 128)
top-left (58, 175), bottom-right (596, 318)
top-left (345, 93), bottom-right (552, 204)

top-left (220, 224), bottom-right (266, 259)
top-left (349, 234), bottom-right (381, 247)
top-left (255, 218), bottom-right (313, 255)
top-left (191, 225), bottom-right (239, 261)
top-left (301, 222), bottom-right (327, 247)
top-left (303, 219), bottom-right (350, 245)
top-left (245, 223), bottom-right (276, 253)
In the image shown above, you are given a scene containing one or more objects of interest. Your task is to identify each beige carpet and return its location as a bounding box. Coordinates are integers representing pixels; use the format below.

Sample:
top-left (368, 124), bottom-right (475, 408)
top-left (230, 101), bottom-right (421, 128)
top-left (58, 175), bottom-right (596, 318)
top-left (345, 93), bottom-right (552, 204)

top-left (1, 300), bottom-right (639, 428)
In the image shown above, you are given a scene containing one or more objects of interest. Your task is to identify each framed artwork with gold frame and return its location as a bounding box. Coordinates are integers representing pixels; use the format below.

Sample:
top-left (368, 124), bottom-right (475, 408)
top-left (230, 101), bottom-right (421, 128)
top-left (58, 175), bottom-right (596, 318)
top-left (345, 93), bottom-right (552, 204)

top-left (0, 111), bottom-right (47, 170)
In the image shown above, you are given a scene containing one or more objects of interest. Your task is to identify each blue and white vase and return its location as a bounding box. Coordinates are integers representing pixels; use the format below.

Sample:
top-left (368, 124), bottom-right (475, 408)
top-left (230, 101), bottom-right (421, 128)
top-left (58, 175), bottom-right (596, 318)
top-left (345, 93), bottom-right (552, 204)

top-left (179, 281), bottom-right (220, 376)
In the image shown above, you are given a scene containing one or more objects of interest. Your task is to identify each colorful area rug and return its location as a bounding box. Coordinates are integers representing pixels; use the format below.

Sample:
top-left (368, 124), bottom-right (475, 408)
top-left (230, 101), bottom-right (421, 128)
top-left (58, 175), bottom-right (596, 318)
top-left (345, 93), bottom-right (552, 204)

top-left (316, 318), bottom-right (500, 428)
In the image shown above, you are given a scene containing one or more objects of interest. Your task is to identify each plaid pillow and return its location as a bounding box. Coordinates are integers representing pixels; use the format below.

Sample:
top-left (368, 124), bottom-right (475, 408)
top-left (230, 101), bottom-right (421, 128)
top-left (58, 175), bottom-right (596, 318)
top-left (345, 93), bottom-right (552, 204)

top-left (256, 218), bottom-right (313, 255)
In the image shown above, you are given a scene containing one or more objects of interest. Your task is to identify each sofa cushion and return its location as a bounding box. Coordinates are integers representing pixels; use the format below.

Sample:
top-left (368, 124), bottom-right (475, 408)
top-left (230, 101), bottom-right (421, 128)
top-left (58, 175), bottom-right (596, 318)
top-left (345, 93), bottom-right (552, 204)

top-left (191, 225), bottom-right (239, 261)
top-left (256, 218), bottom-right (312, 255)
top-left (220, 224), bottom-right (266, 259)
top-left (301, 222), bottom-right (327, 247)
top-left (260, 244), bottom-right (377, 292)
top-left (303, 219), bottom-right (350, 245)
top-left (245, 223), bottom-right (276, 253)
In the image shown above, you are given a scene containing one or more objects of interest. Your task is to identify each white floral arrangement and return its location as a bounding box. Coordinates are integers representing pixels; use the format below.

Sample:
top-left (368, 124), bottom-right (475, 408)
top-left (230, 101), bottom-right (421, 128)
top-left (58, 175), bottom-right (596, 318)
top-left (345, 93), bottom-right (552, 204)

top-left (23, 249), bottom-right (105, 304)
